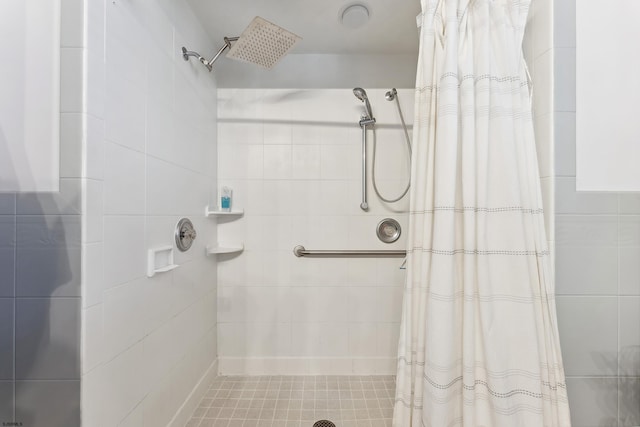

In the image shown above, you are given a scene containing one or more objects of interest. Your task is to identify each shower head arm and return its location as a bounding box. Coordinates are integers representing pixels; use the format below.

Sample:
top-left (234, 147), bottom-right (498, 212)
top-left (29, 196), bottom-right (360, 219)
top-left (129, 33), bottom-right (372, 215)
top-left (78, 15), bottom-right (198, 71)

top-left (202, 36), bottom-right (239, 70)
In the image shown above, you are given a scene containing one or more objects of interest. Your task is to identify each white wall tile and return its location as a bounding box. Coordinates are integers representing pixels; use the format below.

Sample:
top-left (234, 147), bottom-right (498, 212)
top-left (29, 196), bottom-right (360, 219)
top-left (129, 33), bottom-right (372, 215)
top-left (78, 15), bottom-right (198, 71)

top-left (292, 145), bottom-right (321, 180)
top-left (103, 216), bottom-right (145, 288)
top-left (104, 73), bottom-right (146, 152)
top-left (217, 90), bottom-right (412, 372)
top-left (263, 123), bottom-right (292, 145)
top-left (554, 112), bottom-right (576, 177)
top-left (620, 247), bottom-right (640, 296)
top-left (556, 296), bottom-right (618, 376)
top-left (104, 142), bottom-right (146, 215)
top-left (619, 296), bottom-right (640, 376)
top-left (60, 0), bottom-right (84, 48)
top-left (82, 304), bottom-right (103, 374)
top-left (554, 0), bottom-right (576, 49)
top-left (81, 1), bottom-right (219, 425)
top-left (619, 194), bottom-right (640, 214)
top-left (60, 48), bottom-right (84, 113)
top-left (555, 216), bottom-right (618, 247)
top-left (81, 364), bottom-right (104, 427)
top-left (103, 278), bottom-right (148, 361)
top-left (555, 177), bottom-right (618, 215)
top-left (321, 145), bottom-right (357, 180)
top-left (619, 377), bottom-right (640, 426)
top-left (554, 48), bottom-right (576, 112)
top-left (348, 324), bottom-right (378, 357)
top-left (263, 145), bottom-right (292, 180)
top-left (101, 342), bottom-right (147, 426)
top-left (565, 377), bottom-right (619, 427)
top-left (86, 51), bottom-right (105, 118)
top-left (244, 323), bottom-right (292, 357)
top-left (60, 113), bottom-right (83, 178)
top-left (555, 246), bottom-right (618, 295)
top-left (347, 287), bottom-right (380, 322)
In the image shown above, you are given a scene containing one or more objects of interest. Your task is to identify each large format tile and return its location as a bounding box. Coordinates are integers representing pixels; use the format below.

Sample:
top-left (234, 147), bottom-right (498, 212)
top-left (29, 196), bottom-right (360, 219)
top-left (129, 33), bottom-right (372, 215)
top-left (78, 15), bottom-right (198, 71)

top-left (0, 300), bottom-right (13, 380)
top-left (104, 141), bottom-right (145, 215)
top-left (15, 298), bottom-right (80, 380)
top-left (565, 377), bottom-right (618, 427)
top-left (15, 380), bottom-right (80, 427)
top-left (619, 377), bottom-right (640, 427)
top-left (0, 381), bottom-right (12, 422)
top-left (554, 112), bottom-right (576, 177)
top-left (555, 177), bottom-right (618, 215)
top-left (556, 297), bottom-right (618, 376)
top-left (0, 217), bottom-right (15, 297)
top-left (619, 297), bottom-right (640, 376)
top-left (0, 194), bottom-right (16, 215)
top-left (103, 216), bottom-right (145, 288)
top-left (620, 247), bottom-right (640, 296)
top-left (555, 246), bottom-right (617, 295)
top-left (16, 215), bottom-right (81, 297)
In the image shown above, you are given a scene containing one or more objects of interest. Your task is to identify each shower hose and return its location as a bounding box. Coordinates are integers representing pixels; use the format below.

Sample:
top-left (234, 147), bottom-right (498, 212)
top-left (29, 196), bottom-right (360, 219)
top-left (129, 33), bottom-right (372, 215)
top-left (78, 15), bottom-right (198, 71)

top-left (371, 97), bottom-right (412, 203)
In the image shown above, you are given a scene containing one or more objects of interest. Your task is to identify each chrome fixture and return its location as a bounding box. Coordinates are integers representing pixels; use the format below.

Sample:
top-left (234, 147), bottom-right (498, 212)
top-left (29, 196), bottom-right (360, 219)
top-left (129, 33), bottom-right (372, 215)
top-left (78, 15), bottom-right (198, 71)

top-left (182, 39), bottom-right (237, 72)
top-left (376, 218), bottom-right (402, 243)
top-left (293, 245), bottom-right (406, 258)
top-left (182, 16), bottom-right (302, 72)
top-left (175, 218), bottom-right (197, 252)
top-left (353, 87), bottom-right (375, 123)
top-left (354, 87), bottom-right (376, 211)
top-left (371, 88), bottom-right (412, 203)
top-left (385, 88), bottom-right (397, 101)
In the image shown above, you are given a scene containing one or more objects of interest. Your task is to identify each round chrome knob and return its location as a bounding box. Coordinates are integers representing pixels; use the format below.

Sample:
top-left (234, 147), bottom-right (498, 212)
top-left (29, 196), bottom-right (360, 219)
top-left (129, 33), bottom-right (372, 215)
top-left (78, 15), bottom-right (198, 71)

top-left (175, 218), bottom-right (197, 252)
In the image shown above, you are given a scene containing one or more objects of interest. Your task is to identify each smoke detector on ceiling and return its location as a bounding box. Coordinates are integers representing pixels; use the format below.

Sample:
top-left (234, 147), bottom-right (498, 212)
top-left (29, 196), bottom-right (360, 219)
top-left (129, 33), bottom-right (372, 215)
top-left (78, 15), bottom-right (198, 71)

top-left (340, 4), bottom-right (371, 29)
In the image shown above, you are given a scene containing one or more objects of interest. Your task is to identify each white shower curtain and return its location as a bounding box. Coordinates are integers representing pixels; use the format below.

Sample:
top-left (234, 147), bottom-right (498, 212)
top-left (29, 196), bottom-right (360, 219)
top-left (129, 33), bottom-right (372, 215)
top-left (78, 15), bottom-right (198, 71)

top-left (393, 0), bottom-right (571, 426)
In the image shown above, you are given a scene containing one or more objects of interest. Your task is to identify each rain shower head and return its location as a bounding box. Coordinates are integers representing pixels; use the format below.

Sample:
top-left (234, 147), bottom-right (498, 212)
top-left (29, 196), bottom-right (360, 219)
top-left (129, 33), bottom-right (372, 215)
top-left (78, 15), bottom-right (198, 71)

top-left (182, 16), bottom-right (302, 72)
top-left (353, 87), bottom-right (374, 121)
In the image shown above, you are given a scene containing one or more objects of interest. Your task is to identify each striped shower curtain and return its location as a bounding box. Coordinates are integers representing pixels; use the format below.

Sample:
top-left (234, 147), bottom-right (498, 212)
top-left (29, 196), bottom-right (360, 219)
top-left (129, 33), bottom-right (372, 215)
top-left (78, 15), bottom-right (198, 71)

top-left (393, 0), bottom-right (572, 426)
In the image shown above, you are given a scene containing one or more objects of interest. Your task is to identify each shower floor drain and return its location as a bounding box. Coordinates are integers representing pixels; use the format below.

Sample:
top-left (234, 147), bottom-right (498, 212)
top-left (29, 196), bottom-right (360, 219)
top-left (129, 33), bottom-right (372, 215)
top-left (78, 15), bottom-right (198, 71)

top-left (313, 421), bottom-right (336, 427)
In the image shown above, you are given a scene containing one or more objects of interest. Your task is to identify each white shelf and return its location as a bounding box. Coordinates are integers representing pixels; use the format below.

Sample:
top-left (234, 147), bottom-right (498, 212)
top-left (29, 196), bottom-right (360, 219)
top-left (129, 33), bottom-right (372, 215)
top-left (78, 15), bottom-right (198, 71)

top-left (205, 206), bottom-right (244, 217)
top-left (206, 244), bottom-right (244, 255)
top-left (147, 246), bottom-right (179, 277)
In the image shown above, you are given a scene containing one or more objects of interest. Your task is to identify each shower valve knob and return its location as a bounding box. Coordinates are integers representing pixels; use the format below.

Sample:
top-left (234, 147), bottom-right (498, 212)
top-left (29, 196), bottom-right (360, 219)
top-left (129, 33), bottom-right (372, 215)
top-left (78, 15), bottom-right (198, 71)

top-left (181, 229), bottom-right (197, 240)
top-left (175, 218), bottom-right (197, 252)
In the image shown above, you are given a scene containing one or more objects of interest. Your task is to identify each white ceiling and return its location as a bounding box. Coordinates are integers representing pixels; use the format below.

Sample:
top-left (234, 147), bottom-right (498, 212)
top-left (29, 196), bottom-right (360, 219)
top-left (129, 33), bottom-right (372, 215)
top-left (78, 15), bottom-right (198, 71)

top-left (186, 0), bottom-right (421, 55)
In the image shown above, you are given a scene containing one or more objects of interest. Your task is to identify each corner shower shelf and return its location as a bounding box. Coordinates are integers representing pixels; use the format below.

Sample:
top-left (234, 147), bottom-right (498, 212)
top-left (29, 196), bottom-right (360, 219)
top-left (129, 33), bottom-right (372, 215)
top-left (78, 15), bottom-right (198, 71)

top-left (205, 206), bottom-right (244, 217)
top-left (147, 246), bottom-right (179, 277)
top-left (206, 244), bottom-right (244, 255)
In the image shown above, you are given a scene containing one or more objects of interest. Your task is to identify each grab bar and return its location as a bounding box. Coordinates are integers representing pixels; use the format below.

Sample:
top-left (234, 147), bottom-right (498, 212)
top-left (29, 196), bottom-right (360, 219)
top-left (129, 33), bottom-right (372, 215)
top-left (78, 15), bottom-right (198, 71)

top-left (293, 245), bottom-right (406, 258)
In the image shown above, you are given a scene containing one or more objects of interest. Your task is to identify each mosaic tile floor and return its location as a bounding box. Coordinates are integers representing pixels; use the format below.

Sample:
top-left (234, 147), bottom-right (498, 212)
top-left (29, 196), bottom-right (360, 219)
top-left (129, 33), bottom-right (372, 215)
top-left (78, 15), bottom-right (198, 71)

top-left (185, 375), bottom-right (396, 427)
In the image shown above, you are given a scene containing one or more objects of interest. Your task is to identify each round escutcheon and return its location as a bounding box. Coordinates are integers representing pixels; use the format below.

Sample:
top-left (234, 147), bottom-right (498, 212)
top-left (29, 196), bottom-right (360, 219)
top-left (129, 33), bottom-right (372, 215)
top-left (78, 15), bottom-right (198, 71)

top-left (376, 218), bottom-right (401, 243)
top-left (175, 218), bottom-right (197, 252)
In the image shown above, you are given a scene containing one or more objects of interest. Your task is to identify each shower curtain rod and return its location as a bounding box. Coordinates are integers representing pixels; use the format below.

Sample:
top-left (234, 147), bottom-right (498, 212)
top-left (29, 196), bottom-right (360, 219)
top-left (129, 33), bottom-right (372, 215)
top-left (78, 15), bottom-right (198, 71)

top-left (293, 245), bottom-right (406, 258)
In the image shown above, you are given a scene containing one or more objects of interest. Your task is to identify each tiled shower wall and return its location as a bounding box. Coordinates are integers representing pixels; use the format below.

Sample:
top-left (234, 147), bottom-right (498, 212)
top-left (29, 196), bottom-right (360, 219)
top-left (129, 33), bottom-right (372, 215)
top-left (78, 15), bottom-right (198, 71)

top-left (81, 1), bottom-right (219, 426)
top-left (0, 0), bottom-right (84, 424)
top-left (552, 1), bottom-right (640, 426)
top-left (216, 89), bottom-right (412, 375)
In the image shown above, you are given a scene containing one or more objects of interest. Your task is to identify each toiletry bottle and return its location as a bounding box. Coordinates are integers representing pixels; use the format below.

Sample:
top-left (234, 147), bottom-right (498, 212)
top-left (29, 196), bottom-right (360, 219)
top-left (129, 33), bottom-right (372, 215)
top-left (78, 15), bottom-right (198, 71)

top-left (221, 186), bottom-right (232, 212)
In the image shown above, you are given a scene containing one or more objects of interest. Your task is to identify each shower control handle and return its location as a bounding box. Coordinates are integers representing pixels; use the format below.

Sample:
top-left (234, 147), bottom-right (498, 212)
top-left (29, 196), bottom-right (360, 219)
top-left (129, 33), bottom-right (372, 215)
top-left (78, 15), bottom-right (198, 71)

top-left (175, 218), bottom-right (197, 252)
top-left (180, 229), bottom-right (197, 240)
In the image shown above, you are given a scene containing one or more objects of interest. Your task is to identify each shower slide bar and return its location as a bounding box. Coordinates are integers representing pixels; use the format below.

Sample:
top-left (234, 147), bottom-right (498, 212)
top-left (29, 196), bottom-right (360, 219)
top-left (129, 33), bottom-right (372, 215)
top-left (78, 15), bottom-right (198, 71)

top-left (293, 245), bottom-right (406, 258)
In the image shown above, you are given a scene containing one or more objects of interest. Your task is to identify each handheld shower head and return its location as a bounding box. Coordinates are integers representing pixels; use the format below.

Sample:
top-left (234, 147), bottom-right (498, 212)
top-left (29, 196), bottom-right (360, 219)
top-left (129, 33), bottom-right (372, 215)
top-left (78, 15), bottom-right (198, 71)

top-left (353, 87), bottom-right (374, 121)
